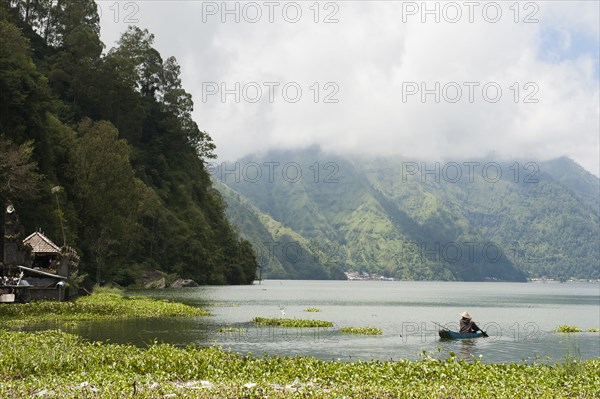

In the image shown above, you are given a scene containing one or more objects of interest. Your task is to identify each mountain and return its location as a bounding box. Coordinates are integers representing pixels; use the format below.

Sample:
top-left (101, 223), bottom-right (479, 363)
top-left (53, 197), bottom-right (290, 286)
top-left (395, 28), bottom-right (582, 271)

top-left (216, 148), bottom-right (599, 281)
top-left (215, 180), bottom-right (346, 280)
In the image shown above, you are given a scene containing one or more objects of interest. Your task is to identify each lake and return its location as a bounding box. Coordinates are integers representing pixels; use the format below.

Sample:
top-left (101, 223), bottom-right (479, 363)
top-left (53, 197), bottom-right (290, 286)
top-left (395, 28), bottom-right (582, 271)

top-left (31, 281), bottom-right (600, 363)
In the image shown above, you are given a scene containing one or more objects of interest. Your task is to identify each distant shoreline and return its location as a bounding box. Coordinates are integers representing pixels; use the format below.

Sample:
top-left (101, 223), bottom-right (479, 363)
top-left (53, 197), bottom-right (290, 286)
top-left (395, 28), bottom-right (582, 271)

top-left (254, 278), bottom-right (600, 284)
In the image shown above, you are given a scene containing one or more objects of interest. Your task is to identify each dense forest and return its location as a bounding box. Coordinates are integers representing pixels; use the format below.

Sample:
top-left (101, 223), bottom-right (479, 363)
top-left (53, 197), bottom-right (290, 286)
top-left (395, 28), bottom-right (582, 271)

top-left (0, 0), bottom-right (257, 285)
top-left (219, 148), bottom-right (599, 281)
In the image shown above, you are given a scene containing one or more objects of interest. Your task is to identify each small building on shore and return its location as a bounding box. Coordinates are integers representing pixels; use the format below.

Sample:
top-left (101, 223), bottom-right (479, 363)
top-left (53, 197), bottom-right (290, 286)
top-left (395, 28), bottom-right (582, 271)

top-left (24, 231), bottom-right (67, 276)
top-left (1, 204), bottom-right (79, 302)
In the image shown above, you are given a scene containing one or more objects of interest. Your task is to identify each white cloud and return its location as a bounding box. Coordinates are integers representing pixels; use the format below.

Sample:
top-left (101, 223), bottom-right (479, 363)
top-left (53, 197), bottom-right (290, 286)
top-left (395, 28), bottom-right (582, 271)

top-left (99, 1), bottom-right (600, 176)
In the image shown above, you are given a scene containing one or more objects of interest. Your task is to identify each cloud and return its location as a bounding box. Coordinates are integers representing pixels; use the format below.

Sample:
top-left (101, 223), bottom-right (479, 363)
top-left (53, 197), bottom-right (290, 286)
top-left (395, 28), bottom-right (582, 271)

top-left (99, 1), bottom-right (600, 176)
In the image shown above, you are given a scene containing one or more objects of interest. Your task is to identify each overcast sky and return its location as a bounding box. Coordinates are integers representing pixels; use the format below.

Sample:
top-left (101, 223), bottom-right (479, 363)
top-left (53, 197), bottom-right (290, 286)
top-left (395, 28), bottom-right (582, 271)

top-left (98, 1), bottom-right (600, 176)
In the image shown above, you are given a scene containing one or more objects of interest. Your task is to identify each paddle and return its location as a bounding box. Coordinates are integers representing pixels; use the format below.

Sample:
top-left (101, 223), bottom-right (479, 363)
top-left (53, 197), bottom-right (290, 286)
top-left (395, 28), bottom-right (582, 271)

top-left (432, 321), bottom-right (449, 331)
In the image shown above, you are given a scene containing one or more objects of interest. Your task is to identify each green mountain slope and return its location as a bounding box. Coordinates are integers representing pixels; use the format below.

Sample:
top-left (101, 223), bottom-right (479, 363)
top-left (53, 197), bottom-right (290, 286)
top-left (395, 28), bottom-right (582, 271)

top-left (215, 180), bottom-right (346, 280)
top-left (217, 148), bottom-right (599, 281)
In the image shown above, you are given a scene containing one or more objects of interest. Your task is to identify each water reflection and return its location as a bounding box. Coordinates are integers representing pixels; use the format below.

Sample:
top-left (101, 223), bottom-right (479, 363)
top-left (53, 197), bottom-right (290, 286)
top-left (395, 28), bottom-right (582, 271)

top-left (459, 339), bottom-right (477, 361)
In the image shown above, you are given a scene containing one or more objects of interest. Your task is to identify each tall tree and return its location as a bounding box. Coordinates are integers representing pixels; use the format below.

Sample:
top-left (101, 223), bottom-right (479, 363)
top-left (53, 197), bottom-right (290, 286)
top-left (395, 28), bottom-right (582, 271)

top-left (6, 0), bottom-right (54, 42)
top-left (46, 0), bottom-right (103, 116)
top-left (48, 0), bottom-right (99, 47)
top-left (70, 118), bottom-right (159, 281)
top-left (0, 19), bottom-right (50, 143)
top-left (0, 135), bottom-right (41, 205)
top-left (108, 27), bottom-right (163, 98)
top-left (105, 29), bottom-right (215, 159)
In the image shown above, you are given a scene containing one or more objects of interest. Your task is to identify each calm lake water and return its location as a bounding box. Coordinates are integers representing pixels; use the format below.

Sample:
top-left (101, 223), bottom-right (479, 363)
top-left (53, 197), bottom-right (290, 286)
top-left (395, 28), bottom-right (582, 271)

top-left (28, 281), bottom-right (600, 363)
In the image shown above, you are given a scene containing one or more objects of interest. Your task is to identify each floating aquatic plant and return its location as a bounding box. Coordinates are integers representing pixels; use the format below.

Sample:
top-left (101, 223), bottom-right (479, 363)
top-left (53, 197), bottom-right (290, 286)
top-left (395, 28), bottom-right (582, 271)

top-left (554, 325), bottom-right (582, 333)
top-left (252, 317), bottom-right (333, 328)
top-left (304, 307), bottom-right (321, 312)
top-left (340, 326), bottom-right (382, 335)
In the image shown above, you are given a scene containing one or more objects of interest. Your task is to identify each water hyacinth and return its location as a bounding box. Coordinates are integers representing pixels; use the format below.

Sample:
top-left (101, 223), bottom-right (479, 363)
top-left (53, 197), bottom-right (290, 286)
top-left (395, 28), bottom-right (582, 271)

top-left (0, 330), bottom-right (598, 398)
top-left (252, 317), bottom-right (333, 328)
top-left (554, 325), bottom-right (583, 333)
top-left (340, 326), bottom-right (382, 335)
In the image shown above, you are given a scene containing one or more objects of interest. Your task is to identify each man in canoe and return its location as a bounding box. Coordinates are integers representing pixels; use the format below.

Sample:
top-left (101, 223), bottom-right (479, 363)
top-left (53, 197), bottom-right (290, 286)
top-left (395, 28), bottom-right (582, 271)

top-left (459, 311), bottom-right (482, 333)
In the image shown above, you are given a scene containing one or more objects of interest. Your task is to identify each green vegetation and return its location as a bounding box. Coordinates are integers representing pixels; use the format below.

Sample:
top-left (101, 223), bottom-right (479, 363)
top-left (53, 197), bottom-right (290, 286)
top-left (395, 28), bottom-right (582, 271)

top-left (340, 326), bottom-right (382, 335)
top-left (0, 288), bottom-right (209, 325)
top-left (587, 328), bottom-right (599, 333)
top-left (304, 307), bottom-right (321, 312)
top-left (1, 330), bottom-right (599, 398)
top-left (554, 325), bottom-right (583, 333)
top-left (0, 1), bottom-right (257, 285)
top-left (252, 317), bottom-right (333, 328)
top-left (221, 149), bottom-right (599, 281)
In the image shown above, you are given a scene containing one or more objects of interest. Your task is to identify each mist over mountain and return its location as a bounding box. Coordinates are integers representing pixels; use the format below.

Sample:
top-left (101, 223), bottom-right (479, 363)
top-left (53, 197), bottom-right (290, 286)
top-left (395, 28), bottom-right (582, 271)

top-left (215, 148), bottom-right (599, 281)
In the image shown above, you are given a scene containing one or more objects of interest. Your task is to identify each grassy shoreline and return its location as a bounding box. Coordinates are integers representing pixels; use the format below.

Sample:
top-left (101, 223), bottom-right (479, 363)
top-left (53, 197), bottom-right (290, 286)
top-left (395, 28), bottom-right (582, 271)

top-left (0, 329), bottom-right (598, 398)
top-left (1, 290), bottom-right (598, 397)
top-left (0, 287), bottom-right (209, 325)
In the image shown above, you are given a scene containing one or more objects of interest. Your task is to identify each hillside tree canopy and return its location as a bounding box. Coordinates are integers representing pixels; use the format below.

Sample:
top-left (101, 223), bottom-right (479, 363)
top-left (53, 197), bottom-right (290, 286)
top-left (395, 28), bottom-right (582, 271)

top-left (0, 1), bottom-right (257, 285)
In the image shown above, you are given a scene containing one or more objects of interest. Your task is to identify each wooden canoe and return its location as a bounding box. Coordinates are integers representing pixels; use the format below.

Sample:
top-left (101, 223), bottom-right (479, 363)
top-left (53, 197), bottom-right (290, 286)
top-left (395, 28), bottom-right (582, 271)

top-left (438, 329), bottom-right (485, 339)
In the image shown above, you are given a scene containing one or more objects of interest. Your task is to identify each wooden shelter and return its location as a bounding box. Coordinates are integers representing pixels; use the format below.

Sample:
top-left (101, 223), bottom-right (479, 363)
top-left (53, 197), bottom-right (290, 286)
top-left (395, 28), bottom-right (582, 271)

top-left (2, 206), bottom-right (79, 302)
top-left (23, 230), bottom-right (62, 273)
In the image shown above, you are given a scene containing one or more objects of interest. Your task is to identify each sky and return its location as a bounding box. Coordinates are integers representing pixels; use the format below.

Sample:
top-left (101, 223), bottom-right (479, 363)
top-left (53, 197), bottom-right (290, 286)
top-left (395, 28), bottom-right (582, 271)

top-left (98, 1), bottom-right (600, 176)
